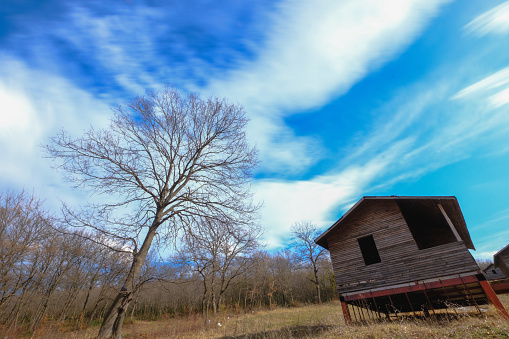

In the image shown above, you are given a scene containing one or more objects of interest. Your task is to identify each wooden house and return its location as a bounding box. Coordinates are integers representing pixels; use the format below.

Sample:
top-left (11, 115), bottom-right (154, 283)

top-left (315, 196), bottom-right (508, 322)
top-left (495, 244), bottom-right (509, 278)
top-left (490, 244), bottom-right (509, 294)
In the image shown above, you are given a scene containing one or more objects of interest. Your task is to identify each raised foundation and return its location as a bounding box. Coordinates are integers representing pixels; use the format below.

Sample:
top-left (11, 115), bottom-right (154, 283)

top-left (339, 274), bottom-right (508, 322)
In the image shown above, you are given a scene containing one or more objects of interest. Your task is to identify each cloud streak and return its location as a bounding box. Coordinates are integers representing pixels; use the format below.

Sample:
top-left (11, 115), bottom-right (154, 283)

top-left (256, 64), bottom-right (509, 249)
top-left (203, 0), bottom-right (451, 173)
top-left (2, 0), bottom-right (508, 253)
top-left (465, 1), bottom-right (509, 36)
top-left (453, 66), bottom-right (509, 108)
top-left (0, 55), bottom-right (111, 207)
top-left (1, 0), bottom-right (453, 176)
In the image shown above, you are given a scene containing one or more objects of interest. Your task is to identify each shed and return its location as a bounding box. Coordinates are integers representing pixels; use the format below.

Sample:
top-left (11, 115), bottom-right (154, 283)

top-left (494, 244), bottom-right (509, 278)
top-left (491, 244), bottom-right (509, 295)
top-left (315, 196), bottom-right (508, 322)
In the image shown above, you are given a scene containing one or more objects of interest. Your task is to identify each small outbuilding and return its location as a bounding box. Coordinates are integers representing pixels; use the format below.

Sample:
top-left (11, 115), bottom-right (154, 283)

top-left (495, 244), bottom-right (509, 278)
top-left (315, 196), bottom-right (508, 322)
top-left (490, 244), bottom-right (509, 295)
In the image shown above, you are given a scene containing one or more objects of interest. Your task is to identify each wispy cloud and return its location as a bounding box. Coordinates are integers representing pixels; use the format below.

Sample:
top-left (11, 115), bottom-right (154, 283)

top-left (203, 0), bottom-right (451, 173)
top-left (2, 1), bottom-right (275, 98)
top-left (0, 55), bottom-right (110, 207)
top-left (465, 1), bottom-right (509, 36)
top-left (256, 135), bottom-right (420, 248)
top-left (469, 208), bottom-right (509, 258)
top-left (453, 66), bottom-right (509, 108)
top-left (256, 64), bottom-right (509, 249)
top-left (1, 0), bottom-right (452, 176)
top-left (3, 0), bottom-right (508, 253)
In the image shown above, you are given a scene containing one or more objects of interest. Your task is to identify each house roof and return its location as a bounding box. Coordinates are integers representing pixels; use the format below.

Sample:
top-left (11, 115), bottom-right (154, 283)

top-left (314, 196), bottom-right (475, 250)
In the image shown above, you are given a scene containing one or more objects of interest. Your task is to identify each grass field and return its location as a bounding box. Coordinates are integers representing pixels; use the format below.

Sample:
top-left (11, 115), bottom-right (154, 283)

top-left (7, 295), bottom-right (509, 338)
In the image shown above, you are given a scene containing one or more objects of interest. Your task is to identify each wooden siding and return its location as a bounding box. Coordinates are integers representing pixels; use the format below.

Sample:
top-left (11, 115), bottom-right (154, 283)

top-left (484, 264), bottom-right (506, 281)
top-left (326, 199), bottom-right (479, 294)
top-left (495, 245), bottom-right (509, 277)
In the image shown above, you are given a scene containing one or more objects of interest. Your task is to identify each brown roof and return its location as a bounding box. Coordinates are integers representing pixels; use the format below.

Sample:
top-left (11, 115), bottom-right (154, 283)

top-left (314, 196), bottom-right (475, 250)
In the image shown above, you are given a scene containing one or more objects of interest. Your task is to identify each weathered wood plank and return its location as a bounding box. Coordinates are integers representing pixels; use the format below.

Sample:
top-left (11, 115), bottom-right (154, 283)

top-left (324, 199), bottom-right (479, 294)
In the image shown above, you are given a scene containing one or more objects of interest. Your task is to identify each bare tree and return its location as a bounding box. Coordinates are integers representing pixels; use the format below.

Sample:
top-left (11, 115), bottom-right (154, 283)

top-left (475, 258), bottom-right (493, 271)
top-left (0, 191), bottom-right (47, 311)
top-left (290, 221), bottom-right (327, 304)
top-left (178, 218), bottom-right (261, 317)
top-left (44, 88), bottom-right (258, 338)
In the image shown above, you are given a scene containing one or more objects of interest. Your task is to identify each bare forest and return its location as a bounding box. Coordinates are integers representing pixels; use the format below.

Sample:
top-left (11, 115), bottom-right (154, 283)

top-left (0, 190), bottom-right (337, 336)
top-left (0, 89), bottom-right (337, 338)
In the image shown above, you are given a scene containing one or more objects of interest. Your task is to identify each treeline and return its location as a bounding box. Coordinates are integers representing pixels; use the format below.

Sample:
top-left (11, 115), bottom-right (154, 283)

top-left (0, 190), bottom-right (336, 334)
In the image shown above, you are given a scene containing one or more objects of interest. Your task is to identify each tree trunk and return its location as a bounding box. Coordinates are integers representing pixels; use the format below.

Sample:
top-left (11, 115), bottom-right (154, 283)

top-left (78, 278), bottom-right (95, 329)
top-left (129, 291), bottom-right (140, 322)
top-left (97, 219), bottom-right (160, 339)
top-left (313, 267), bottom-right (321, 304)
top-left (58, 283), bottom-right (80, 322)
top-left (201, 276), bottom-right (208, 319)
top-left (315, 281), bottom-right (321, 304)
top-left (212, 292), bottom-right (217, 315)
top-left (30, 271), bottom-right (63, 333)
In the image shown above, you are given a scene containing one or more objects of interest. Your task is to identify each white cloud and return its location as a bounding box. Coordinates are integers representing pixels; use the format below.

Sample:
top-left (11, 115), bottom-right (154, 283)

top-left (255, 175), bottom-right (358, 248)
top-left (256, 67), bottom-right (509, 250)
top-left (256, 137), bottom-right (415, 249)
top-left (207, 0), bottom-right (449, 112)
top-left (10, 1), bottom-right (450, 176)
top-left (473, 251), bottom-right (496, 260)
top-left (6, 0), bottom-right (509, 253)
top-left (465, 1), bottom-right (509, 36)
top-left (247, 114), bottom-right (324, 175)
top-left (469, 211), bottom-right (509, 259)
top-left (202, 0), bottom-right (451, 173)
top-left (489, 86), bottom-right (509, 107)
top-left (453, 66), bottom-right (509, 108)
top-left (0, 55), bottom-right (111, 208)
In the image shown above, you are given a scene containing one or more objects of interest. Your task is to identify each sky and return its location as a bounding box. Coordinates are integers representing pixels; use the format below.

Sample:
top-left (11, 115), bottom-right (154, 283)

top-left (1, 0), bottom-right (509, 259)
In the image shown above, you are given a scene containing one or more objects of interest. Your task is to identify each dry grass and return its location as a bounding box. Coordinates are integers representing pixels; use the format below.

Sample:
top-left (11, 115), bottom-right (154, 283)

top-left (5, 295), bottom-right (509, 338)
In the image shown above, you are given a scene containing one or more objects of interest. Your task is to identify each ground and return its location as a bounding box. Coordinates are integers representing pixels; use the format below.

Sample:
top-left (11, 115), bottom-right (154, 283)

top-left (9, 295), bottom-right (509, 338)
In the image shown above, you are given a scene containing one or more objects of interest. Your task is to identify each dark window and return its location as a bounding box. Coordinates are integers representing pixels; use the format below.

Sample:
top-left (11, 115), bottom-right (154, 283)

top-left (397, 200), bottom-right (457, 250)
top-left (493, 270), bottom-right (497, 274)
top-left (358, 235), bottom-right (381, 265)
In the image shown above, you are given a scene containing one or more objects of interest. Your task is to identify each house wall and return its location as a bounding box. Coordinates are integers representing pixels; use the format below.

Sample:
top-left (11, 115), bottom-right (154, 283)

top-left (326, 199), bottom-right (479, 294)
top-left (484, 264), bottom-right (506, 280)
top-left (495, 249), bottom-right (509, 277)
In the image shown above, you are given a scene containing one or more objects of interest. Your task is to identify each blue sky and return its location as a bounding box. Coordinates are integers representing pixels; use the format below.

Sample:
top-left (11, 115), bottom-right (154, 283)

top-left (1, 0), bottom-right (509, 258)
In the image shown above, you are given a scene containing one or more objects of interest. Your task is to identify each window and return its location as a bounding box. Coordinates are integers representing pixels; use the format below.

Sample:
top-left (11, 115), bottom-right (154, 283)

top-left (397, 200), bottom-right (457, 250)
top-left (358, 235), bottom-right (381, 265)
top-left (493, 270), bottom-right (497, 274)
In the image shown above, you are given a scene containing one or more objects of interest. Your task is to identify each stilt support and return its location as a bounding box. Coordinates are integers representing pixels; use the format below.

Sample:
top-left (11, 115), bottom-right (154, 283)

top-left (479, 280), bottom-right (509, 320)
top-left (340, 297), bottom-right (351, 324)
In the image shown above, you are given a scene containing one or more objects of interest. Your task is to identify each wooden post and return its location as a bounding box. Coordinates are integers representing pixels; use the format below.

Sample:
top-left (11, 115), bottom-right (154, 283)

top-left (460, 276), bottom-right (481, 314)
top-left (372, 297), bottom-right (382, 320)
top-left (340, 297), bottom-right (351, 324)
top-left (479, 280), bottom-right (509, 320)
top-left (404, 292), bottom-right (417, 317)
top-left (357, 299), bottom-right (367, 321)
